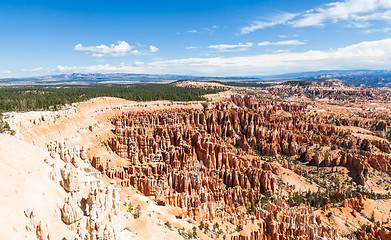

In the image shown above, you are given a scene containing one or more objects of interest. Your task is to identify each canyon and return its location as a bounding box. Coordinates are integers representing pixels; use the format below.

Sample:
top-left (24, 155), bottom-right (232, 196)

top-left (1, 81), bottom-right (391, 239)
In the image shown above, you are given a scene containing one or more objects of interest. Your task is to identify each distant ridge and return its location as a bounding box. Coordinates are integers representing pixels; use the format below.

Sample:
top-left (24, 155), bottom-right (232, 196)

top-left (0, 73), bottom-right (260, 85)
top-left (1, 70), bottom-right (391, 87)
top-left (255, 69), bottom-right (390, 79)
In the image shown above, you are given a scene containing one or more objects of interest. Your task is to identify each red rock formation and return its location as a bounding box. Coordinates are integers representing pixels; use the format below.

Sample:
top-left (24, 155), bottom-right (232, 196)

top-left (35, 220), bottom-right (50, 240)
top-left (356, 223), bottom-right (391, 240)
top-left (332, 189), bottom-right (346, 202)
top-left (282, 161), bottom-right (302, 176)
top-left (229, 197), bottom-right (341, 240)
top-left (343, 193), bottom-right (365, 213)
top-left (89, 95), bottom-right (390, 239)
top-left (104, 101), bottom-right (285, 223)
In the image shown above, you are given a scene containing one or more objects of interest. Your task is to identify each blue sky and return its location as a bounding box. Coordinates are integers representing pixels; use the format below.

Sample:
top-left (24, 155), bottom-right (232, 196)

top-left (1, 0), bottom-right (391, 77)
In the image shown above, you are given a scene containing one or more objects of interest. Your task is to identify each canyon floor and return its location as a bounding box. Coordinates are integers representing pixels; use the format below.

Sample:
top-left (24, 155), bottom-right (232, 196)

top-left (1, 81), bottom-right (391, 240)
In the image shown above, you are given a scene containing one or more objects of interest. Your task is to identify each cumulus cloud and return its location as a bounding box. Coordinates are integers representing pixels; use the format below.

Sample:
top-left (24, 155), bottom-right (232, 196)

top-left (257, 40), bottom-right (306, 46)
top-left (208, 42), bottom-right (254, 51)
top-left (187, 30), bottom-right (198, 33)
top-left (59, 38), bottom-right (391, 76)
top-left (74, 41), bottom-right (133, 57)
top-left (241, 0), bottom-right (391, 34)
top-left (133, 50), bottom-right (142, 55)
top-left (149, 45), bottom-right (159, 53)
top-left (74, 41), bottom-right (158, 57)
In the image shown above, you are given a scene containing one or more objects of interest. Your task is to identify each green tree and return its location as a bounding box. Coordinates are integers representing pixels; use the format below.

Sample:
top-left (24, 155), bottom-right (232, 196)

top-left (213, 222), bottom-right (219, 232)
top-left (133, 204), bottom-right (141, 219)
top-left (128, 202), bottom-right (134, 213)
top-left (198, 221), bottom-right (204, 230)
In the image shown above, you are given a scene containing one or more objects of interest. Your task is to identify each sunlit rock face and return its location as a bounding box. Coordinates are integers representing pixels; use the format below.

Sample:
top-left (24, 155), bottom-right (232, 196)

top-left (89, 95), bottom-right (391, 239)
top-left (46, 140), bottom-right (121, 240)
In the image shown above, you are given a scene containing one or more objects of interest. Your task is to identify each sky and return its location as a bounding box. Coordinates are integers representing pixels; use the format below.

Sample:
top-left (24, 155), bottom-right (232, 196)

top-left (1, 0), bottom-right (391, 77)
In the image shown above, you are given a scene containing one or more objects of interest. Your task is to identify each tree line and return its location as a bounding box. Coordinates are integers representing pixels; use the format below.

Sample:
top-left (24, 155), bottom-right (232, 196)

top-left (0, 84), bottom-right (222, 112)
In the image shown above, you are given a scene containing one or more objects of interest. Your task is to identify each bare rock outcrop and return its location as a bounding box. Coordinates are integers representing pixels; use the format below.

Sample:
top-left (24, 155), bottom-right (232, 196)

top-left (229, 197), bottom-right (342, 240)
top-left (95, 96), bottom-right (359, 238)
top-left (36, 220), bottom-right (51, 240)
top-left (356, 223), bottom-right (391, 240)
top-left (44, 141), bottom-right (122, 240)
top-left (60, 163), bottom-right (79, 192)
top-left (24, 210), bottom-right (51, 240)
top-left (103, 106), bottom-right (282, 223)
top-left (61, 195), bottom-right (84, 225)
top-left (342, 193), bottom-right (365, 213)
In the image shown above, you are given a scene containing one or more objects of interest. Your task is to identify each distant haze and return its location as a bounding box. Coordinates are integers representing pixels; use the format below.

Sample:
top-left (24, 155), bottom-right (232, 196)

top-left (1, 70), bottom-right (391, 87)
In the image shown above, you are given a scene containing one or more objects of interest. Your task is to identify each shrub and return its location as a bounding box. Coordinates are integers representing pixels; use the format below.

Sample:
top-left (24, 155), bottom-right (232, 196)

top-left (133, 204), bottom-right (141, 219)
top-left (165, 221), bottom-right (173, 230)
top-left (127, 202), bottom-right (134, 213)
top-left (213, 222), bottom-right (219, 232)
top-left (192, 226), bottom-right (197, 237)
top-left (198, 221), bottom-right (204, 230)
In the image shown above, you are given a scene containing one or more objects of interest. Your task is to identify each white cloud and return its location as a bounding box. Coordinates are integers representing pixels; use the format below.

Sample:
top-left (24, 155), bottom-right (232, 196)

top-left (240, 13), bottom-right (298, 34)
top-left (134, 61), bottom-right (144, 66)
top-left (149, 45), bottom-right (159, 53)
top-left (363, 27), bottom-right (391, 34)
top-left (74, 41), bottom-right (158, 57)
top-left (241, 0), bottom-right (391, 34)
top-left (74, 41), bottom-right (133, 57)
top-left (208, 42), bottom-right (254, 51)
top-left (292, 0), bottom-right (391, 27)
top-left (351, 9), bottom-right (391, 21)
top-left (58, 38), bottom-right (391, 76)
top-left (347, 21), bottom-right (372, 28)
top-left (258, 40), bottom-right (306, 46)
top-left (204, 26), bottom-right (220, 32)
top-left (131, 50), bottom-right (140, 55)
top-left (279, 34), bottom-right (298, 38)
top-left (185, 46), bottom-right (199, 50)
top-left (186, 26), bottom-right (220, 34)
top-left (271, 49), bottom-right (291, 53)
top-left (22, 67), bottom-right (43, 72)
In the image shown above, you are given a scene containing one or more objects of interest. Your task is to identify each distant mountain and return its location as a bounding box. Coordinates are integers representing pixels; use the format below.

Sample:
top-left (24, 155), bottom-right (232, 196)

top-left (1, 70), bottom-right (391, 87)
top-left (0, 73), bottom-right (260, 85)
top-left (260, 70), bottom-right (391, 87)
top-left (309, 70), bottom-right (391, 87)
top-left (260, 69), bottom-right (383, 79)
